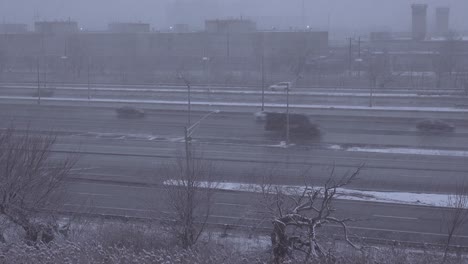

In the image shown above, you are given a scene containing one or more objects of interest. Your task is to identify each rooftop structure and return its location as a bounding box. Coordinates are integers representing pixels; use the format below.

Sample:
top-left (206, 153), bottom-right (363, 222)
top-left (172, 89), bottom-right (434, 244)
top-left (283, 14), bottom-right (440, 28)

top-left (34, 21), bottom-right (79, 34)
top-left (435, 7), bottom-right (450, 37)
top-left (412, 4), bottom-right (428, 41)
top-left (205, 19), bottom-right (256, 34)
top-left (0, 24), bottom-right (28, 34)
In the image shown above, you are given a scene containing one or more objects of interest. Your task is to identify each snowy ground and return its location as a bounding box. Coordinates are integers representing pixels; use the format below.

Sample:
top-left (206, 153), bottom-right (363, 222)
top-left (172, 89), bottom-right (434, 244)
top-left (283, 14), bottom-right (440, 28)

top-left (164, 180), bottom-right (459, 208)
top-left (326, 145), bottom-right (468, 158)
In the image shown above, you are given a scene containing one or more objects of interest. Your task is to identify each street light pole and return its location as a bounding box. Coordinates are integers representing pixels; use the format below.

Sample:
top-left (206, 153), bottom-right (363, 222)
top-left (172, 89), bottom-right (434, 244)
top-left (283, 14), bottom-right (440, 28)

top-left (184, 126), bottom-right (191, 178)
top-left (87, 57), bottom-right (91, 100)
top-left (261, 49), bottom-right (265, 111)
top-left (261, 33), bottom-right (265, 111)
top-left (178, 74), bottom-right (192, 126)
top-left (187, 81), bottom-right (191, 126)
top-left (183, 110), bottom-right (220, 175)
top-left (286, 82), bottom-right (290, 146)
top-left (36, 57), bottom-right (41, 105)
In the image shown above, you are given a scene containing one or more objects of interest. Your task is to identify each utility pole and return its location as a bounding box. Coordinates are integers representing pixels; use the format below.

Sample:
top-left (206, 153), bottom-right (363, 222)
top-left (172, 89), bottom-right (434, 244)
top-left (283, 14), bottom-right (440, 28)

top-left (358, 37), bottom-right (361, 58)
top-left (348, 37), bottom-right (353, 76)
top-left (184, 126), bottom-right (191, 179)
top-left (187, 80), bottom-right (191, 126)
top-left (358, 37), bottom-right (361, 79)
top-left (178, 74), bottom-right (192, 126)
top-left (36, 57), bottom-right (41, 105)
top-left (261, 33), bottom-right (265, 111)
top-left (285, 82), bottom-right (290, 146)
top-left (226, 31), bottom-right (230, 58)
top-left (44, 56), bottom-right (47, 90)
top-left (87, 57), bottom-right (91, 100)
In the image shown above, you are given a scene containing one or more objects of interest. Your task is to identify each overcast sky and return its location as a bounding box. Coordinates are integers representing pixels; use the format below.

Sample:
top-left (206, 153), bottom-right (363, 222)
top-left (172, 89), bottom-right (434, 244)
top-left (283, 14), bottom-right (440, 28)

top-left (1, 0), bottom-right (467, 37)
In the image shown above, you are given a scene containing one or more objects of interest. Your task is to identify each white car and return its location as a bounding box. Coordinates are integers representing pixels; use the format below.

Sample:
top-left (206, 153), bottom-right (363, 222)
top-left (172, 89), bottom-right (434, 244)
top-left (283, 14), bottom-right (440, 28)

top-left (269, 82), bottom-right (290, 91)
top-left (254, 111), bottom-right (267, 122)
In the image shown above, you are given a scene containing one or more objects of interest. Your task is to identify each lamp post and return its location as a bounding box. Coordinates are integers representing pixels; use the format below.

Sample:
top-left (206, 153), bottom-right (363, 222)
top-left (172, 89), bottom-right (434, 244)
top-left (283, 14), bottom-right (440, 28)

top-left (36, 56), bottom-right (41, 105)
top-left (260, 33), bottom-right (265, 111)
top-left (178, 73), bottom-right (191, 126)
top-left (285, 82), bottom-right (290, 146)
top-left (202, 56), bottom-right (209, 83)
top-left (184, 110), bottom-right (220, 176)
top-left (87, 56), bottom-right (91, 100)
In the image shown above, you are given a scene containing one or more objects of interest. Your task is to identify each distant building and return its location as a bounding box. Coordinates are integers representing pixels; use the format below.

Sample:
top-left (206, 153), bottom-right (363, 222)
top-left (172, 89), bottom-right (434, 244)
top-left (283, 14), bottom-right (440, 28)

top-left (370, 32), bottom-right (392, 41)
top-left (108, 23), bottom-right (150, 33)
top-left (205, 19), bottom-right (256, 34)
top-left (34, 21), bottom-right (79, 34)
top-left (412, 4), bottom-right (428, 41)
top-left (435, 7), bottom-right (450, 37)
top-left (0, 24), bottom-right (27, 34)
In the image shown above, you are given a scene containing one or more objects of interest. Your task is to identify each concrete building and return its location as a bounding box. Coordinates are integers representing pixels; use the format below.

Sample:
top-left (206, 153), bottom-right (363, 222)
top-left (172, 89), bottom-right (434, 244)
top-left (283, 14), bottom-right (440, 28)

top-left (412, 4), bottom-right (428, 41)
top-left (205, 19), bottom-right (256, 34)
top-left (0, 20), bottom-right (328, 83)
top-left (0, 24), bottom-right (28, 34)
top-left (435, 7), bottom-right (450, 37)
top-left (34, 21), bottom-right (79, 34)
top-left (108, 23), bottom-right (150, 33)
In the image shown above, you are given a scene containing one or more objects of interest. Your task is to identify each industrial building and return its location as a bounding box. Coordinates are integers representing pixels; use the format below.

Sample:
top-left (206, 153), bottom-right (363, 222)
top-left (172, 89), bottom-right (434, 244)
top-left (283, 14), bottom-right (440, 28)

top-left (34, 21), bottom-right (79, 34)
top-left (205, 19), bottom-right (256, 34)
top-left (435, 7), bottom-right (450, 37)
top-left (0, 24), bottom-right (28, 34)
top-left (0, 18), bottom-right (328, 84)
top-left (412, 4), bottom-right (428, 41)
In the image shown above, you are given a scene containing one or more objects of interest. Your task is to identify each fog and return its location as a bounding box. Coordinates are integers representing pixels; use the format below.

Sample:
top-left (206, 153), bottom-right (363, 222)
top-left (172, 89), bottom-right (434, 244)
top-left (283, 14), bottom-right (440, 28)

top-left (1, 0), bottom-right (467, 36)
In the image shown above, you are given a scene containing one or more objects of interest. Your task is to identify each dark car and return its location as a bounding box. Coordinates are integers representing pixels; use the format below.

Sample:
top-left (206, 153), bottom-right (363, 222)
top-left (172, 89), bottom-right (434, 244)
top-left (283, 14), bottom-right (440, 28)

top-left (116, 106), bottom-right (145, 119)
top-left (416, 119), bottom-right (455, 133)
top-left (264, 112), bottom-right (320, 139)
top-left (32, 88), bottom-right (55, 98)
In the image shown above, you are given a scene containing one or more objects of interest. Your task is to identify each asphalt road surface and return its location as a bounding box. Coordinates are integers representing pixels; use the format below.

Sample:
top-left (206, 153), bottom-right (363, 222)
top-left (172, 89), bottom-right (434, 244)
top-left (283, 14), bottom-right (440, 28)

top-left (0, 83), bottom-right (467, 108)
top-left (0, 91), bottom-right (467, 246)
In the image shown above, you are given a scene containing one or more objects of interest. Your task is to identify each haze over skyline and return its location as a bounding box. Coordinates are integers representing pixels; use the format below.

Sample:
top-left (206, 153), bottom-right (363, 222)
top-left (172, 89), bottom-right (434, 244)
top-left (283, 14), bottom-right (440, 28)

top-left (1, 0), bottom-right (467, 37)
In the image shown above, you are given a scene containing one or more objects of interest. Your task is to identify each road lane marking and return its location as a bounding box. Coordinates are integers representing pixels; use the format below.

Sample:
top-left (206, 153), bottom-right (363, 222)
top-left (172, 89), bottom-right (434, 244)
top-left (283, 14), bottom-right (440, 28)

top-left (215, 202), bottom-right (248, 207)
top-left (71, 192), bottom-right (113, 197)
top-left (70, 167), bottom-right (101, 172)
top-left (64, 203), bottom-right (158, 213)
top-left (373, 214), bottom-right (418, 220)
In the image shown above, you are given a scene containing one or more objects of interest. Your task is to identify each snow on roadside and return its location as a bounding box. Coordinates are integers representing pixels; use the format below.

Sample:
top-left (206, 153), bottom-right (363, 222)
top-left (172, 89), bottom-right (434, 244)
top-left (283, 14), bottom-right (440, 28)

top-left (164, 180), bottom-right (457, 208)
top-left (327, 144), bottom-right (468, 157)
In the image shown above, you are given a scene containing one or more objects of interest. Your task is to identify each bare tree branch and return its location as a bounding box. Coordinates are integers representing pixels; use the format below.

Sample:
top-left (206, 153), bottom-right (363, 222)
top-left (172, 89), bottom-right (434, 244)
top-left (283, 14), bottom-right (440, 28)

top-left (162, 148), bottom-right (217, 248)
top-left (257, 164), bottom-right (364, 263)
top-left (0, 126), bottom-right (77, 244)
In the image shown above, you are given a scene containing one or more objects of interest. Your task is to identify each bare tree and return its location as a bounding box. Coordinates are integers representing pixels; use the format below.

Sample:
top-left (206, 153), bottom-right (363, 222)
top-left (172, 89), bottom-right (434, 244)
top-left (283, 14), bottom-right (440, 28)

top-left (0, 127), bottom-right (77, 244)
top-left (162, 148), bottom-right (217, 249)
top-left (441, 182), bottom-right (468, 264)
top-left (366, 50), bottom-right (403, 89)
top-left (257, 165), bottom-right (363, 263)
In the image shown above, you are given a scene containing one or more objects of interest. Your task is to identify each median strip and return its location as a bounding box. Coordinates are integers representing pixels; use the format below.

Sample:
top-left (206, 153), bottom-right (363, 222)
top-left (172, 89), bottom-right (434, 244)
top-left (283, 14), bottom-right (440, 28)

top-left (1, 95), bottom-right (467, 113)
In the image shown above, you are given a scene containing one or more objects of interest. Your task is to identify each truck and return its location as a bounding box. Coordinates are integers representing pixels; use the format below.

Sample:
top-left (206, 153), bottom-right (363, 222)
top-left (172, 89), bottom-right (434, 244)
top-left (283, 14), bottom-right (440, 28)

top-left (264, 112), bottom-right (320, 139)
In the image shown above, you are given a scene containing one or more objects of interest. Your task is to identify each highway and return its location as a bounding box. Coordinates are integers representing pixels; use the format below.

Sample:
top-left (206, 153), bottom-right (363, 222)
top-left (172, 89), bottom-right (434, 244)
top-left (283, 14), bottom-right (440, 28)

top-left (0, 85), bottom-right (467, 246)
top-left (0, 83), bottom-right (467, 108)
